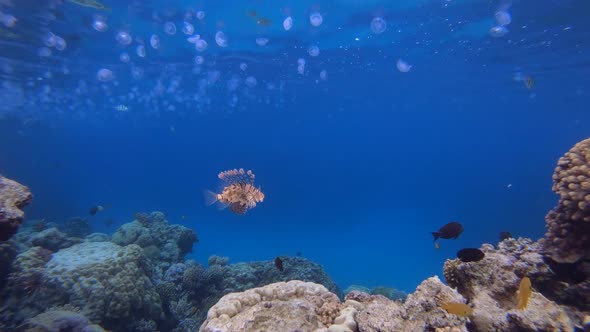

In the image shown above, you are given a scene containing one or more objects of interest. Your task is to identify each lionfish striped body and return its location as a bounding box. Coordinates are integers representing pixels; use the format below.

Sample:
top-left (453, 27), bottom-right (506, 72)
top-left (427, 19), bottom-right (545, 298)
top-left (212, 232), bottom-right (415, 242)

top-left (210, 168), bottom-right (264, 215)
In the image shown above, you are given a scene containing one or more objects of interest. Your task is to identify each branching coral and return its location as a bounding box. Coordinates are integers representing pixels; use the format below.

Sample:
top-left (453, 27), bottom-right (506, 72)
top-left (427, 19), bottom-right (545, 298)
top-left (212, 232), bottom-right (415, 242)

top-left (542, 138), bottom-right (590, 263)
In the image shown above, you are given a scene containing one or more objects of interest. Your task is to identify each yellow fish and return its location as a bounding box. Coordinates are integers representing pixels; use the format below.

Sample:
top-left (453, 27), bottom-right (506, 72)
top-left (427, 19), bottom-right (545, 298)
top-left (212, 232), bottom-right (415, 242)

top-left (441, 302), bottom-right (473, 317)
top-left (67, 0), bottom-right (110, 10)
top-left (516, 277), bottom-right (532, 310)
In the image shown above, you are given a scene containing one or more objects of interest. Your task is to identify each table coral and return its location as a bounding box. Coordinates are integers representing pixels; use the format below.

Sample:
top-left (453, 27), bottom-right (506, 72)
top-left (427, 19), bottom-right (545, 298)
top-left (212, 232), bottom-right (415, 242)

top-left (0, 175), bottom-right (32, 241)
top-left (542, 137), bottom-right (590, 263)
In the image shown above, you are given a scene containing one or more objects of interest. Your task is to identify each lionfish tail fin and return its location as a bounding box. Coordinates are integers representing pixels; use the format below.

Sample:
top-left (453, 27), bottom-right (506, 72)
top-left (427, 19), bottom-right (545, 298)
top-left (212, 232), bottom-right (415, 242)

top-left (431, 232), bottom-right (440, 241)
top-left (203, 190), bottom-right (219, 206)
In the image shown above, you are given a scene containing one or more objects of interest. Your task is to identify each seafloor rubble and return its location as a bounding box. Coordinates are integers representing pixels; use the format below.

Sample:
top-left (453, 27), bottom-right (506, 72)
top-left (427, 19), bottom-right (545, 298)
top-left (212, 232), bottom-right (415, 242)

top-left (1, 138), bottom-right (590, 331)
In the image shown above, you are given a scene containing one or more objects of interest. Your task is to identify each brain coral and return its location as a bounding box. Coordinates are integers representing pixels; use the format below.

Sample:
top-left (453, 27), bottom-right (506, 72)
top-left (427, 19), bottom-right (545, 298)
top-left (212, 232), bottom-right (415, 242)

top-left (44, 242), bottom-right (162, 327)
top-left (542, 137), bottom-right (590, 263)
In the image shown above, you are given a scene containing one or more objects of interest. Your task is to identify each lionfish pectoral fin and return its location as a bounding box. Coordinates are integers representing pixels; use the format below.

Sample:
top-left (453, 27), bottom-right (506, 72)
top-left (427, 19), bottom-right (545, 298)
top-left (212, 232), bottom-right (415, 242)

top-left (203, 190), bottom-right (219, 206)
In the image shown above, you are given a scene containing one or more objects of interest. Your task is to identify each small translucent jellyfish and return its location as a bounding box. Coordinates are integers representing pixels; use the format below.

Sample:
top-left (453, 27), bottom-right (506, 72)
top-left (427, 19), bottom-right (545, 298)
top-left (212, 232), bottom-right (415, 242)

top-left (42, 32), bottom-right (56, 47)
top-left (320, 69), bottom-right (327, 80)
top-left (183, 21), bottom-right (194, 35)
top-left (0, 13), bottom-right (17, 28)
top-left (150, 34), bottom-right (160, 49)
top-left (164, 22), bottom-right (177, 35)
top-left (54, 36), bottom-right (66, 51)
top-left (97, 68), bottom-right (114, 82)
top-left (308, 45), bottom-right (320, 57)
top-left (215, 31), bottom-right (228, 47)
top-left (495, 10), bottom-right (511, 26)
top-left (131, 67), bottom-right (144, 80)
top-left (489, 25), bottom-right (508, 37)
top-left (187, 34), bottom-right (200, 44)
top-left (371, 17), bottom-right (387, 34)
top-left (255, 37), bottom-right (269, 46)
top-left (196, 11), bottom-right (205, 20)
top-left (116, 31), bottom-right (132, 45)
top-left (194, 55), bottom-right (205, 64)
top-left (245, 76), bottom-right (257, 88)
top-left (297, 58), bottom-right (306, 75)
top-left (136, 45), bottom-right (146, 57)
top-left (396, 59), bottom-right (412, 72)
top-left (119, 52), bottom-right (130, 63)
top-left (240, 62), bottom-right (248, 71)
top-left (92, 16), bottom-right (108, 32)
top-left (227, 76), bottom-right (240, 91)
top-left (195, 39), bottom-right (208, 51)
top-left (309, 12), bottom-right (323, 27)
top-left (283, 16), bottom-right (293, 31)
top-left (38, 47), bottom-right (51, 57)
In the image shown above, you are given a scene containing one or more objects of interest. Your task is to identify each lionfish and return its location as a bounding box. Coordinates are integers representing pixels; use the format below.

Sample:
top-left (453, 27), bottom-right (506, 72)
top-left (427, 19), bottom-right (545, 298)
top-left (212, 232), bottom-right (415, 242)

top-left (204, 168), bottom-right (265, 215)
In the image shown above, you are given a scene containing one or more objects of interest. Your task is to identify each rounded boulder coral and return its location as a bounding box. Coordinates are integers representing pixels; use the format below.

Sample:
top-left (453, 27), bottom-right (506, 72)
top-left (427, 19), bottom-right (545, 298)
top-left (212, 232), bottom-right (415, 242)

top-left (542, 138), bottom-right (590, 263)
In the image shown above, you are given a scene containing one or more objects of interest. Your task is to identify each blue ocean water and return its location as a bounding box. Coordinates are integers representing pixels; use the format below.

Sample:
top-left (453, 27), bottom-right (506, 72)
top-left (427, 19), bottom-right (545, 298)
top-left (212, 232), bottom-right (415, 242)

top-left (0, 0), bottom-right (589, 294)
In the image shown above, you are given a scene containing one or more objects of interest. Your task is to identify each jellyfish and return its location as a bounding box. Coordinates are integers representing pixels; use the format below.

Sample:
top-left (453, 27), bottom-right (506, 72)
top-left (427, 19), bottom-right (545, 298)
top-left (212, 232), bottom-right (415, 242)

top-left (136, 45), bottom-right (146, 57)
top-left (310, 12), bottom-right (323, 27)
top-left (92, 16), bottom-right (108, 32)
top-left (283, 16), bottom-right (293, 31)
top-left (164, 22), bottom-right (177, 35)
top-left (255, 37), bottom-right (269, 46)
top-left (195, 39), bottom-right (208, 51)
top-left (308, 45), bottom-right (320, 57)
top-left (396, 59), bottom-right (412, 72)
top-left (119, 52), bottom-right (130, 63)
top-left (150, 35), bottom-right (160, 49)
top-left (215, 31), bottom-right (228, 47)
top-left (97, 68), bottom-right (114, 82)
top-left (183, 21), bottom-right (194, 35)
top-left (371, 17), bottom-right (387, 34)
top-left (116, 31), bottom-right (132, 45)
top-left (489, 26), bottom-right (508, 37)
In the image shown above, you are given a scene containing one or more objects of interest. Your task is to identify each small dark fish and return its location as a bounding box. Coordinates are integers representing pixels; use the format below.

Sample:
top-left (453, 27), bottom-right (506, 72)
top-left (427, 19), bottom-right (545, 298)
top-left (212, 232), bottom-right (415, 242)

top-left (432, 222), bottom-right (463, 241)
top-left (274, 257), bottom-right (284, 271)
top-left (89, 205), bottom-right (104, 216)
top-left (457, 248), bottom-right (485, 262)
top-left (89, 206), bottom-right (98, 216)
top-left (500, 231), bottom-right (513, 241)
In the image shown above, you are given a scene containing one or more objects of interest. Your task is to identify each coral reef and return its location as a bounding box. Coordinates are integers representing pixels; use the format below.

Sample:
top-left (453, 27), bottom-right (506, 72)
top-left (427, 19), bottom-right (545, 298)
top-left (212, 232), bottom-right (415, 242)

top-left (0, 241), bottom-right (16, 291)
top-left (24, 307), bottom-right (107, 332)
top-left (0, 175), bottom-right (32, 241)
top-left (0, 242), bottom-right (162, 331)
top-left (199, 278), bottom-right (467, 332)
top-left (199, 280), bottom-right (341, 332)
top-left (443, 238), bottom-right (588, 331)
top-left (542, 137), bottom-right (590, 263)
top-left (59, 217), bottom-right (92, 238)
top-left (30, 227), bottom-right (82, 251)
top-left (111, 211), bottom-right (197, 279)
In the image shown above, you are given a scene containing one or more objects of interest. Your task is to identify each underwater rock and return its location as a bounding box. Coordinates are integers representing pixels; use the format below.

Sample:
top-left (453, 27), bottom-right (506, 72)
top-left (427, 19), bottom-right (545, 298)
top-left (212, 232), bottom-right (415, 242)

top-left (351, 276), bottom-right (468, 332)
top-left (0, 175), bottom-right (32, 241)
top-left (542, 137), bottom-right (590, 263)
top-left (30, 227), bottom-right (81, 251)
top-left (0, 241), bottom-right (16, 291)
top-left (60, 217), bottom-right (92, 238)
top-left (1, 241), bottom-right (162, 331)
top-left (24, 308), bottom-right (107, 332)
top-left (199, 280), bottom-right (340, 332)
top-left (43, 242), bottom-right (162, 326)
top-left (199, 278), bottom-right (467, 332)
top-left (84, 233), bottom-right (110, 242)
top-left (442, 238), bottom-right (585, 330)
